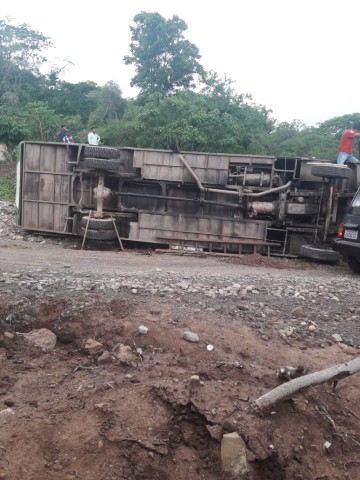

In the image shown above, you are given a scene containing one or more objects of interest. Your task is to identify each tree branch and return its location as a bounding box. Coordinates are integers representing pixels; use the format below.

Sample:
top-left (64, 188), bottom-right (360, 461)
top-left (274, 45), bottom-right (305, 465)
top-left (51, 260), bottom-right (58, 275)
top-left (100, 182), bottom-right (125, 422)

top-left (254, 357), bottom-right (360, 412)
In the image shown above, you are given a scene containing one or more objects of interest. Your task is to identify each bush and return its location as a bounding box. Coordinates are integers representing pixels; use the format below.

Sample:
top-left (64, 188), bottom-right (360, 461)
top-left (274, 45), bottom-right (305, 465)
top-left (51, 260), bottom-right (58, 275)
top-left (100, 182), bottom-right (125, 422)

top-left (0, 165), bottom-right (16, 203)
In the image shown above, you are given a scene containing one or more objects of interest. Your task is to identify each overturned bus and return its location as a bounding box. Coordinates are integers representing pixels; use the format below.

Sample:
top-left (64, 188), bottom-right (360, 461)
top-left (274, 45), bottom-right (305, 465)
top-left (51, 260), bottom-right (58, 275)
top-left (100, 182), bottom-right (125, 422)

top-left (16, 141), bottom-right (359, 259)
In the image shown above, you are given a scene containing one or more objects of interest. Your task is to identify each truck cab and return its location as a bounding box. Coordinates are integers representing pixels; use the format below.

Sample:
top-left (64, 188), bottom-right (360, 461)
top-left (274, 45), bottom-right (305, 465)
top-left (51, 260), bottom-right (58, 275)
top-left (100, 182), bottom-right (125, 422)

top-left (332, 186), bottom-right (360, 272)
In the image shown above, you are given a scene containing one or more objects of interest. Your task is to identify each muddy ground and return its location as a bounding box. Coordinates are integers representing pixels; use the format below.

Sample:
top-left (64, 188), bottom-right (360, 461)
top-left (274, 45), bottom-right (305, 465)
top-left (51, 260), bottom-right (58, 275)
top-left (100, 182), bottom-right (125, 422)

top-left (0, 233), bottom-right (360, 480)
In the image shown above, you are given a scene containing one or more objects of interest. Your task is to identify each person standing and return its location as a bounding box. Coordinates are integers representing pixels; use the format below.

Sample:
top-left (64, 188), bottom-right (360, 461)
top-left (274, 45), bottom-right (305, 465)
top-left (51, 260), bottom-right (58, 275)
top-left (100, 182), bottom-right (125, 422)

top-left (88, 127), bottom-right (100, 145)
top-left (336, 122), bottom-right (360, 164)
top-left (56, 125), bottom-right (69, 142)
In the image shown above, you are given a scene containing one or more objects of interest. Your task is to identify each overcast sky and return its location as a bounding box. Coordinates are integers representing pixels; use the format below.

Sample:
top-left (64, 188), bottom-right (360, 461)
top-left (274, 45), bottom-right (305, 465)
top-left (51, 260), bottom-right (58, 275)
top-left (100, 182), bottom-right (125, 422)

top-left (4, 0), bottom-right (360, 126)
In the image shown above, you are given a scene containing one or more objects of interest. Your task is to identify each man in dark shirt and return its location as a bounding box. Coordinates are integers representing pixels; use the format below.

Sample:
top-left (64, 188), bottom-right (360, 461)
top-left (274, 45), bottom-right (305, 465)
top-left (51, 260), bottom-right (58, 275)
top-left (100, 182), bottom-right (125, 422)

top-left (56, 125), bottom-right (69, 142)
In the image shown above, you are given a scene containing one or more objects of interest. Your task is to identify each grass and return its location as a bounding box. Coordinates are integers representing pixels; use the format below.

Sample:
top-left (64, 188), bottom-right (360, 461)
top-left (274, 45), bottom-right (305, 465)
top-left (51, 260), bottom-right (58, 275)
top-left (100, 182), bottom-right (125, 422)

top-left (0, 163), bottom-right (16, 203)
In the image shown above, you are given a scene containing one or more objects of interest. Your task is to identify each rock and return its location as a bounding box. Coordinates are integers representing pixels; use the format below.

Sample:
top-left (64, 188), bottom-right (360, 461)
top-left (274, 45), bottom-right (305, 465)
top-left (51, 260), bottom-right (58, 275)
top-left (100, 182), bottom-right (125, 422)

top-left (98, 351), bottom-right (113, 364)
top-left (0, 407), bottom-right (15, 425)
top-left (285, 326), bottom-right (294, 337)
top-left (237, 304), bottom-right (250, 311)
top-left (4, 331), bottom-right (15, 340)
top-left (84, 339), bottom-right (104, 355)
top-left (331, 333), bottom-right (342, 343)
top-left (190, 375), bottom-right (201, 392)
top-left (221, 432), bottom-right (249, 476)
top-left (206, 424), bottom-right (223, 441)
top-left (338, 343), bottom-right (359, 355)
top-left (138, 325), bottom-right (149, 335)
top-left (0, 144), bottom-right (11, 162)
top-left (24, 328), bottom-right (57, 350)
top-left (114, 345), bottom-right (134, 361)
top-left (323, 440), bottom-right (332, 453)
top-left (291, 306), bottom-right (304, 317)
top-left (308, 325), bottom-right (316, 332)
top-left (182, 331), bottom-right (199, 343)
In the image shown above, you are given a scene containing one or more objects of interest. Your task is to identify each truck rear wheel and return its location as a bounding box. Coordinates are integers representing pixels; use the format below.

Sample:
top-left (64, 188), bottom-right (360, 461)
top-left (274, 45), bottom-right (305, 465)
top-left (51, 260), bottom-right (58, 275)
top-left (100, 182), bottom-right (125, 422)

top-left (310, 163), bottom-right (351, 179)
top-left (299, 244), bottom-right (339, 263)
top-left (81, 216), bottom-right (115, 230)
top-left (81, 227), bottom-right (117, 241)
top-left (347, 256), bottom-right (360, 273)
top-left (84, 146), bottom-right (120, 159)
top-left (83, 157), bottom-right (119, 171)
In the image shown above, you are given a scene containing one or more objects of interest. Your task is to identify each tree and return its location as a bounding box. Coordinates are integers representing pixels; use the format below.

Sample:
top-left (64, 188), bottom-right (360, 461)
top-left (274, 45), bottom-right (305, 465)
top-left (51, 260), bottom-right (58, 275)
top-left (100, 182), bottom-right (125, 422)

top-left (263, 120), bottom-right (339, 159)
top-left (0, 115), bottom-right (29, 146)
top-left (102, 90), bottom-right (273, 154)
top-left (45, 80), bottom-right (100, 123)
top-left (0, 18), bottom-right (51, 99)
top-left (124, 12), bottom-right (204, 95)
top-left (317, 113), bottom-right (360, 136)
top-left (87, 81), bottom-right (125, 126)
top-left (21, 101), bottom-right (62, 141)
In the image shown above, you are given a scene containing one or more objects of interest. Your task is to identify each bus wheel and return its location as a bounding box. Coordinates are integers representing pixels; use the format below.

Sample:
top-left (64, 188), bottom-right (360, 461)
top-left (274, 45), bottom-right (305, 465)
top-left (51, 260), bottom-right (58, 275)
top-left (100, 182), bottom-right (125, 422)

top-left (81, 216), bottom-right (115, 230)
top-left (81, 228), bottom-right (117, 241)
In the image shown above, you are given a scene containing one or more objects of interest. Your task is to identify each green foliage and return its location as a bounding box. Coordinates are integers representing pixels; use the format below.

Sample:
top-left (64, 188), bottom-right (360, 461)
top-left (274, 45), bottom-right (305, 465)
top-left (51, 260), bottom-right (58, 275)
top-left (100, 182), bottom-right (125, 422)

top-left (45, 81), bottom-right (100, 123)
top-left (0, 168), bottom-right (16, 202)
top-left (317, 113), bottom-right (360, 137)
top-left (87, 81), bottom-right (125, 126)
top-left (0, 18), bottom-right (51, 99)
top-left (102, 90), bottom-right (273, 154)
top-left (264, 120), bottom-right (339, 159)
top-left (0, 116), bottom-right (29, 146)
top-left (21, 101), bottom-right (62, 141)
top-left (124, 12), bottom-right (204, 94)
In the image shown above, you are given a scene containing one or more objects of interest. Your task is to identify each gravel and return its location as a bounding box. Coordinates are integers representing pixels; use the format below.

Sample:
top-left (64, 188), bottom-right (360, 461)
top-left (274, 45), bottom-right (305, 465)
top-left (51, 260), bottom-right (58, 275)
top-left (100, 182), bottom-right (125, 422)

top-left (1, 200), bottom-right (360, 348)
top-left (1, 265), bottom-right (360, 348)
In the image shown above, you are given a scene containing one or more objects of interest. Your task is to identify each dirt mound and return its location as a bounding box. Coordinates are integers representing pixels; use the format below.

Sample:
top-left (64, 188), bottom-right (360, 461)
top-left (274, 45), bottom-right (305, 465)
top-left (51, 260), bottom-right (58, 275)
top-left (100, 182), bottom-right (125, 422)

top-left (0, 292), bottom-right (359, 480)
top-left (225, 252), bottom-right (346, 271)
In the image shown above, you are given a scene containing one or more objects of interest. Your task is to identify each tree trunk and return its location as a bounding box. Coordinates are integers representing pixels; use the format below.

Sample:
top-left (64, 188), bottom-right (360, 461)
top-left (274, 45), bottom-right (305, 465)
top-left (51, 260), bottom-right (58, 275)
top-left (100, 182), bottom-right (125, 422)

top-left (254, 356), bottom-right (360, 412)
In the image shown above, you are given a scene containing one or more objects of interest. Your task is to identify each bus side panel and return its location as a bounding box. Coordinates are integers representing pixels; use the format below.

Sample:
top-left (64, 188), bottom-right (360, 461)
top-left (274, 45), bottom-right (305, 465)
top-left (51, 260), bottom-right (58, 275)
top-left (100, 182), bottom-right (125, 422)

top-left (129, 212), bottom-right (267, 244)
top-left (20, 143), bottom-right (72, 233)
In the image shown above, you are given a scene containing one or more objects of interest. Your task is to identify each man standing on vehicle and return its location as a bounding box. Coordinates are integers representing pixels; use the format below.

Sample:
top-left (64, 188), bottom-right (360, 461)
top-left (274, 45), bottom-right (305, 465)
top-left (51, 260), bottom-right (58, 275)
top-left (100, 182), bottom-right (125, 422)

top-left (336, 122), bottom-right (360, 164)
top-left (88, 127), bottom-right (100, 145)
top-left (56, 125), bottom-right (69, 142)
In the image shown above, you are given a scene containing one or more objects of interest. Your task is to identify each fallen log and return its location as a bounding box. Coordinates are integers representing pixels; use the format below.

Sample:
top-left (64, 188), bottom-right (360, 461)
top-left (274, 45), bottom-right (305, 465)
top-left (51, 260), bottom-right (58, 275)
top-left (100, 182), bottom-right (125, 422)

top-left (254, 356), bottom-right (360, 412)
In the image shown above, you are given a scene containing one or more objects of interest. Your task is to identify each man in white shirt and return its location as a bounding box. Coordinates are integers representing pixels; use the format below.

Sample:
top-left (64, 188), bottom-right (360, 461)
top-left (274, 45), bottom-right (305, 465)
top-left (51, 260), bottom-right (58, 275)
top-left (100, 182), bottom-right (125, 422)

top-left (88, 127), bottom-right (100, 145)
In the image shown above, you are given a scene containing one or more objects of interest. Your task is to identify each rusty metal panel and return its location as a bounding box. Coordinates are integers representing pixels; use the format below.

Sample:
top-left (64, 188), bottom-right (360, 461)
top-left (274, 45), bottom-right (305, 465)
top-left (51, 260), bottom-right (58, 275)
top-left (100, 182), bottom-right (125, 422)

top-left (228, 155), bottom-right (275, 166)
top-left (133, 150), bottom-right (230, 185)
top-left (299, 161), bottom-right (326, 182)
top-left (129, 212), bottom-right (267, 243)
top-left (21, 143), bottom-right (72, 233)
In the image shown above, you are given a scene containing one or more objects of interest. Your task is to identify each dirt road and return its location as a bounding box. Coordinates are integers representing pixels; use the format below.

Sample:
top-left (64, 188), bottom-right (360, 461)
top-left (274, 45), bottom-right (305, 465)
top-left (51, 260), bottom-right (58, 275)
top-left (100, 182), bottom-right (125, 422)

top-left (0, 237), bottom-right (359, 480)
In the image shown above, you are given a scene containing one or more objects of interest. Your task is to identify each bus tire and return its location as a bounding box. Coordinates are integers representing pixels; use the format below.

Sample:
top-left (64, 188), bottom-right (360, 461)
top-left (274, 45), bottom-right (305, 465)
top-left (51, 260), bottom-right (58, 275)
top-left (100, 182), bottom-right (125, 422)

top-left (81, 216), bottom-right (115, 230)
top-left (311, 163), bottom-right (351, 179)
top-left (81, 228), bottom-right (117, 241)
top-left (83, 157), bottom-right (119, 171)
top-left (84, 146), bottom-right (120, 159)
top-left (299, 244), bottom-right (339, 263)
